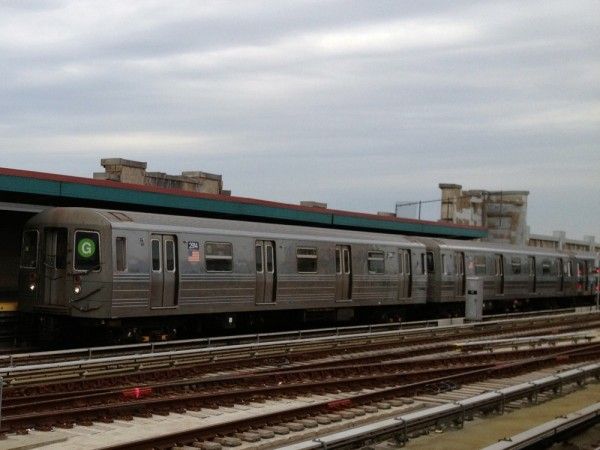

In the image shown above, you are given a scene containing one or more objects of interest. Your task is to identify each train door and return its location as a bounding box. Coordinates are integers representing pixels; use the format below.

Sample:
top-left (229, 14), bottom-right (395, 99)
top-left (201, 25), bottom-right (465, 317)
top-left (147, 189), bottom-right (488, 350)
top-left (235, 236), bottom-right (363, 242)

top-left (494, 254), bottom-right (504, 295)
top-left (455, 252), bottom-right (465, 297)
top-left (335, 245), bottom-right (352, 301)
top-left (150, 234), bottom-right (178, 308)
top-left (558, 259), bottom-right (564, 292)
top-left (43, 228), bottom-right (68, 306)
top-left (255, 240), bottom-right (276, 304)
top-left (528, 256), bottom-right (536, 293)
top-left (403, 250), bottom-right (412, 298)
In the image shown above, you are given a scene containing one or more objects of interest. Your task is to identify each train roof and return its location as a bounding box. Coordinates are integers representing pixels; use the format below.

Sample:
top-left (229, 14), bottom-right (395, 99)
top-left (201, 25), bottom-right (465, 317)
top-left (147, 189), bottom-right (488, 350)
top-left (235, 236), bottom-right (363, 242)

top-left (415, 236), bottom-right (596, 259)
top-left (27, 207), bottom-right (428, 249)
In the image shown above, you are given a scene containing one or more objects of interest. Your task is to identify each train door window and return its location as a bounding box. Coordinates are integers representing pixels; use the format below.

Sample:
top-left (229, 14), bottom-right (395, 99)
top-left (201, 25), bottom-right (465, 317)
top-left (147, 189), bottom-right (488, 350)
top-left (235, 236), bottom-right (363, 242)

top-left (74, 231), bottom-right (100, 271)
top-left (494, 255), bottom-right (504, 276)
top-left (151, 239), bottom-right (161, 271)
top-left (368, 251), bottom-right (385, 274)
top-left (266, 244), bottom-right (274, 273)
top-left (555, 259), bottom-right (562, 276)
top-left (343, 248), bottom-right (351, 275)
top-left (116, 237), bottom-right (127, 272)
top-left (426, 252), bottom-right (434, 274)
top-left (297, 247), bottom-right (318, 273)
top-left (20, 230), bottom-right (38, 268)
top-left (474, 255), bottom-right (487, 275)
top-left (335, 248), bottom-right (341, 274)
top-left (420, 253), bottom-right (426, 275)
top-left (398, 252), bottom-right (404, 274)
top-left (205, 242), bottom-right (233, 272)
top-left (511, 256), bottom-right (521, 274)
top-left (165, 240), bottom-right (176, 272)
top-left (404, 252), bottom-right (411, 274)
top-left (255, 244), bottom-right (263, 273)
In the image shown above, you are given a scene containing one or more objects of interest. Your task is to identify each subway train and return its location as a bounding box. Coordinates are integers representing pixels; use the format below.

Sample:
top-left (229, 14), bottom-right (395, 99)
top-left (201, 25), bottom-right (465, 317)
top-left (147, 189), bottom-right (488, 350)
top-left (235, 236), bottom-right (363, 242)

top-left (18, 207), bottom-right (598, 342)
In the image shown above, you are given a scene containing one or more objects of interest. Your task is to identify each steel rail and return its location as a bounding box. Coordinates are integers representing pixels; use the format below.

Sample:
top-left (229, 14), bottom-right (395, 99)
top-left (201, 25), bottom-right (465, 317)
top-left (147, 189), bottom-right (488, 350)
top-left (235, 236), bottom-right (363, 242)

top-left (99, 349), bottom-right (600, 450)
top-left (2, 312), bottom-right (598, 386)
top-left (279, 363), bottom-right (600, 450)
top-left (1, 310), bottom-right (593, 369)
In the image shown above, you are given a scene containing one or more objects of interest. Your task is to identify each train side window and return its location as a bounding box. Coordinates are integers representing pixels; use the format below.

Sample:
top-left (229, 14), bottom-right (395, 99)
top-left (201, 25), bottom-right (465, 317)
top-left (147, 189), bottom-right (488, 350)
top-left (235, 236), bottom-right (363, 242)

top-left (474, 255), bottom-right (487, 275)
top-left (565, 261), bottom-right (572, 276)
top-left (442, 254), bottom-right (454, 275)
top-left (426, 252), bottom-right (434, 274)
top-left (74, 230), bottom-right (100, 271)
top-left (335, 248), bottom-right (341, 274)
top-left (542, 260), bottom-right (551, 275)
top-left (205, 242), bottom-right (233, 272)
top-left (116, 237), bottom-right (127, 272)
top-left (20, 230), bottom-right (38, 268)
top-left (151, 239), bottom-right (161, 271)
top-left (368, 251), bottom-right (385, 274)
top-left (511, 256), bottom-right (521, 274)
top-left (297, 247), bottom-right (318, 273)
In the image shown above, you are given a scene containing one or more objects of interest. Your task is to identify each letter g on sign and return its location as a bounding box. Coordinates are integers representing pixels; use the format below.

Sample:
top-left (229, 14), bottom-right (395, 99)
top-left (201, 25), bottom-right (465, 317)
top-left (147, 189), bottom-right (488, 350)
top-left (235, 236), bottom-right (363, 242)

top-left (77, 238), bottom-right (96, 259)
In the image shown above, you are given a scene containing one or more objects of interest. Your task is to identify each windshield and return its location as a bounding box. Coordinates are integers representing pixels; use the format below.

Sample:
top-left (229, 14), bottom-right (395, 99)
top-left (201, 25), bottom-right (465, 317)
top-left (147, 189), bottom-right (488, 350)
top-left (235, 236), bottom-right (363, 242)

top-left (20, 230), bottom-right (38, 268)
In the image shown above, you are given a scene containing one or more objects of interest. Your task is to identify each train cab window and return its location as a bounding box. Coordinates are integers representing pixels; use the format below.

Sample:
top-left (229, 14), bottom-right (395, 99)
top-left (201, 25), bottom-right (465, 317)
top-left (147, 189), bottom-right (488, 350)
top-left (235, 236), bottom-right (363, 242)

top-left (474, 255), bottom-right (487, 275)
top-left (74, 231), bottom-right (100, 271)
top-left (205, 242), bottom-right (233, 272)
top-left (368, 251), bottom-right (385, 274)
top-left (116, 237), bottom-right (127, 272)
top-left (20, 230), bottom-right (38, 268)
top-left (297, 247), bottom-right (318, 273)
top-left (151, 239), bottom-right (161, 271)
top-left (511, 256), bottom-right (521, 274)
top-left (426, 252), bottom-right (434, 274)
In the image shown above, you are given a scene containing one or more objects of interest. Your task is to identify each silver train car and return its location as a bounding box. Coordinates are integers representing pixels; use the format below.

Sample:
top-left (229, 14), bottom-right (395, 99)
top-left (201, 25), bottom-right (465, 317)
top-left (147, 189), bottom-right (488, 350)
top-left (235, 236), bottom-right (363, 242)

top-left (18, 207), bottom-right (598, 340)
top-left (412, 238), bottom-right (597, 311)
top-left (19, 207), bottom-right (429, 339)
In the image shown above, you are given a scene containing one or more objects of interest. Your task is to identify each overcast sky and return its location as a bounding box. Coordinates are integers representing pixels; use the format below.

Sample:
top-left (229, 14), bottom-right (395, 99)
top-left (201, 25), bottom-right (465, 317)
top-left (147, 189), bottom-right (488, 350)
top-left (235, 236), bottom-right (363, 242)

top-left (0, 1), bottom-right (598, 238)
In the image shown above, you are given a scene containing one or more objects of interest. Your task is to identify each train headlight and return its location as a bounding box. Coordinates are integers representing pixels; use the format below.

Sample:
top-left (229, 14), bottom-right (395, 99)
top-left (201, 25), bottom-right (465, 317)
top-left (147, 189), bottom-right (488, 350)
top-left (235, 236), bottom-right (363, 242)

top-left (29, 283), bottom-right (36, 291)
top-left (73, 285), bottom-right (81, 295)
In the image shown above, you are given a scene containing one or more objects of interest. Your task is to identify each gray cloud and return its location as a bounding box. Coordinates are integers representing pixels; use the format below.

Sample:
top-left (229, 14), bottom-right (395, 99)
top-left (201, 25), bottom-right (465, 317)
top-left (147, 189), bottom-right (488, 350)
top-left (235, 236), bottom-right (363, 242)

top-left (0, 0), bottom-right (598, 238)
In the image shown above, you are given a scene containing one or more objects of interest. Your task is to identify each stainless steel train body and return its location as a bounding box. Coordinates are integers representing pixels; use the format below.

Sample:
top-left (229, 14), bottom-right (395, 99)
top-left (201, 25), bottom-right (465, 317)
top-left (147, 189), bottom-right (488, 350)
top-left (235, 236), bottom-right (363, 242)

top-left (19, 208), bottom-right (428, 323)
top-left (18, 208), bottom-right (598, 333)
top-left (413, 237), bottom-right (597, 305)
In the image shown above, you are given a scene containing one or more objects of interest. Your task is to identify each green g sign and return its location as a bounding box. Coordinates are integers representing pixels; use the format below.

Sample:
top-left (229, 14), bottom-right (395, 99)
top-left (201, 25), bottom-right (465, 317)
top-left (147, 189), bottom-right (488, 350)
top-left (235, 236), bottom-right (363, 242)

top-left (77, 238), bottom-right (96, 259)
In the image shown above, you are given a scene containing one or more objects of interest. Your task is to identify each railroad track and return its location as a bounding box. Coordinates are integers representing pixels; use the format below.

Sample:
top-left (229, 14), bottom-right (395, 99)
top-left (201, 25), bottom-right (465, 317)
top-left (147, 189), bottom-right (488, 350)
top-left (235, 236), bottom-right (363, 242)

top-left (2, 311), bottom-right (599, 388)
top-left (98, 345), bottom-right (600, 450)
top-left (0, 310), bottom-right (598, 447)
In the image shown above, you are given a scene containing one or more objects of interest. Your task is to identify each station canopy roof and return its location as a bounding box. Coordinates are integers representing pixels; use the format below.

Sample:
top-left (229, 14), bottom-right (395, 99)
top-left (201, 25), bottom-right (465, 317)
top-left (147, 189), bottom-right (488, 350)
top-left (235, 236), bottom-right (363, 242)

top-left (0, 167), bottom-right (486, 239)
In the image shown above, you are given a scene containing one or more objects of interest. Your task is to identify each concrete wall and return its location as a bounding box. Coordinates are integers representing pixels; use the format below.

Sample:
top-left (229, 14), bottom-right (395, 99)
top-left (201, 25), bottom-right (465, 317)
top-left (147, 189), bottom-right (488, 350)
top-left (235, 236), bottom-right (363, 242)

top-left (439, 184), bottom-right (528, 245)
top-left (94, 158), bottom-right (228, 195)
